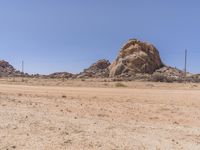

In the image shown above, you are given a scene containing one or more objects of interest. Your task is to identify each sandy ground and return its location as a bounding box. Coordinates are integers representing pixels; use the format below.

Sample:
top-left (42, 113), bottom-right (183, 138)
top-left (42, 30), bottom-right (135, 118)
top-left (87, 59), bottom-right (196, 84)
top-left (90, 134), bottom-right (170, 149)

top-left (0, 79), bottom-right (200, 150)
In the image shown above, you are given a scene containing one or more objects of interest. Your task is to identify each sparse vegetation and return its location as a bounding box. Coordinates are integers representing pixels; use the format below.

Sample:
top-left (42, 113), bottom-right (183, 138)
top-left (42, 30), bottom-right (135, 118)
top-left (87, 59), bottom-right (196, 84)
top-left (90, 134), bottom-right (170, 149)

top-left (115, 82), bottom-right (127, 87)
top-left (103, 83), bottom-right (108, 86)
top-left (62, 95), bottom-right (67, 98)
top-left (18, 93), bottom-right (22, 96)
top-left (151, 73), bottom-right (200, 83)
top-left (189, 75), bottom-right (200, 83)
top-left (81, 79), bottom-right (85, 81)
top-left (152, 73), bottom-right (166, 82)
top-left (152, 73), bottom-right (176, 83)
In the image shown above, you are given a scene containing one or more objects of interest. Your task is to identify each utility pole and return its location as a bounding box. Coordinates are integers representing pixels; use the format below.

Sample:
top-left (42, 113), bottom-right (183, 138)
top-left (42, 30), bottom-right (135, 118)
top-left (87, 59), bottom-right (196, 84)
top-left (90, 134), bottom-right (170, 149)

top-left (22, 60), bottom-right (24, 82)
top-left (22, 61), bottom-right (24, 73)
top-left (184, 50), bottom-right (187, 83)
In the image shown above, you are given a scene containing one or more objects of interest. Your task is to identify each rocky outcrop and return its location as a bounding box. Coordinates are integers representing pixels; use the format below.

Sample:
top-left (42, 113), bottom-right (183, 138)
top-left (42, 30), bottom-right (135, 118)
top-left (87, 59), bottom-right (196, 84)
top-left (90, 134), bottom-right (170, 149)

top-left (77, 59), bottom-right (111, 78)
top-left (109, 39), bottom-right (163, 77)
top-left (0, 60), bottom-right (21, 77)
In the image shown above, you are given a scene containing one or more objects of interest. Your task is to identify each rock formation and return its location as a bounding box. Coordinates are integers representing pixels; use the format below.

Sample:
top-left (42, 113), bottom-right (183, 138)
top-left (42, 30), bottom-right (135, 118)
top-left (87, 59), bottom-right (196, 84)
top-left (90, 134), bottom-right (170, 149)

top-left (0, 60), bottom-right (21, 77)
top-left (109, 39), bottom-right (163, 77)
top-left (77, 59), bottom-right (110, 78)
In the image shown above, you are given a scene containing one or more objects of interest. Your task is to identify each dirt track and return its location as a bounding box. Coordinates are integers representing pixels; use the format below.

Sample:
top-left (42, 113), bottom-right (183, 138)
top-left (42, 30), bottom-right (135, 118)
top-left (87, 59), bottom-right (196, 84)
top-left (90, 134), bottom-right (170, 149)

top-left (0, 82), bottom-right (200, 150)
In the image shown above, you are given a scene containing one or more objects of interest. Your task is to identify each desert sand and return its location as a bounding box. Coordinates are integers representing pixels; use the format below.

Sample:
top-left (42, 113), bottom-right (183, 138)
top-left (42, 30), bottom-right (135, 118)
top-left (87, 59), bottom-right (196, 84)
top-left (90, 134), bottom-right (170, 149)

top-left (0, 78), bottom-right (200, 150)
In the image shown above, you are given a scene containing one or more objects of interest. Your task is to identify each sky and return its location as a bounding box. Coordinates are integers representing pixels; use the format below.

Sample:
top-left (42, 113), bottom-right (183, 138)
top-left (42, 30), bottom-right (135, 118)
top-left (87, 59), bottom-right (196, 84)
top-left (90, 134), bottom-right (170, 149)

top-left (0, 0), bottom-right (200, 74)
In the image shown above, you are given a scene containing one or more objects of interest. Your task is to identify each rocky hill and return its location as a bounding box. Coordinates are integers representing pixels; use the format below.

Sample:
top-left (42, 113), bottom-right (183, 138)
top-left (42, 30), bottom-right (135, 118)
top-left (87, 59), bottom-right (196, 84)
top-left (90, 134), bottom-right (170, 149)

top-left (0, 60), bottom-right (21, 77)
top-left (77, 59), bottom-right (110, 78)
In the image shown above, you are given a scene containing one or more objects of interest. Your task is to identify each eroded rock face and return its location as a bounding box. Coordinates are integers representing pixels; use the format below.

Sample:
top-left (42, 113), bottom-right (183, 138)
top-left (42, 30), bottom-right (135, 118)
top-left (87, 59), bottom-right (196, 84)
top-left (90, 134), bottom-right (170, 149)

top-left (77, 59), bottom-right (111, 78)
top-left (109, 39), bottom-right (163, 77)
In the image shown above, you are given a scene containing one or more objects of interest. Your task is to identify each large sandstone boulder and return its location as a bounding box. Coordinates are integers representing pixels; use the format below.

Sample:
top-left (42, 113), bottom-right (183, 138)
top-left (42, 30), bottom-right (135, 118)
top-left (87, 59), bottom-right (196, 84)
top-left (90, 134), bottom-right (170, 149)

top-left (77, 59), bottom-right (111, 78)
top-left (109, 39), bottom-right (163, 77)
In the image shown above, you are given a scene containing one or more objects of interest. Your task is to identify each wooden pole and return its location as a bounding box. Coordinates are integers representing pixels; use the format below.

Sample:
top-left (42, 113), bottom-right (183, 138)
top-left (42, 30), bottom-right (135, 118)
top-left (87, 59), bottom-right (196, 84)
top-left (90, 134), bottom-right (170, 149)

top-left (22, 60), bottom-right (24, 82)
top-left (184, 50), bottom-right (187, 83)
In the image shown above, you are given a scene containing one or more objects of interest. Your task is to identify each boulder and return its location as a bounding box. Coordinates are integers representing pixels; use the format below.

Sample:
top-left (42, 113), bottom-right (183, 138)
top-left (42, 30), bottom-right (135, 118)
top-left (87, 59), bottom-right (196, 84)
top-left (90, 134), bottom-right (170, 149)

top-left (109, 39), bottom-right (163, 77)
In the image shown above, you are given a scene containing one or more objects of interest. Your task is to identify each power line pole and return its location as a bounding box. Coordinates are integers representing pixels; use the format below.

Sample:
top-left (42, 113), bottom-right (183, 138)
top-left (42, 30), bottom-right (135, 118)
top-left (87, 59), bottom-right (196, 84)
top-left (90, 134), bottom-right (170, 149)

top-left (184, 50), bottom-right (187, 83)
top-left (22, 60), bottom-right (24, 82)
top-left (22, 60), bottom-right (24, 73)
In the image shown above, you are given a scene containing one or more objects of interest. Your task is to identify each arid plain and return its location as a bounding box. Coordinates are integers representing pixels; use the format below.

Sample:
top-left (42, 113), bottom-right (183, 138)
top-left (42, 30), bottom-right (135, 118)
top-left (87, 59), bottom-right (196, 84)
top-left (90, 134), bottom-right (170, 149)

top-left (0, 78), bottom-right (200, 150)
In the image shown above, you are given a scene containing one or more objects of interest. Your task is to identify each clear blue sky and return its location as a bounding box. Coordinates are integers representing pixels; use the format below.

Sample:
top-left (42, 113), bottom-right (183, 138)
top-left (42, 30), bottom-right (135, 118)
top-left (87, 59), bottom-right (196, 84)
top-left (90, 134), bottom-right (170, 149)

top-left (0, 0), bottom-right (200, 74)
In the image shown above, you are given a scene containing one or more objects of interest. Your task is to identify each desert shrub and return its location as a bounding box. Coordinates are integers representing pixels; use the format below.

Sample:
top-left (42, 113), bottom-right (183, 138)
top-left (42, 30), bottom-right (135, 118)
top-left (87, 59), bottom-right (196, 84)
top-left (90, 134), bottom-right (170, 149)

top-left (103, 79), bottom-right (110, 82)
top-left (189, 76), bottom-right (200, 83)
top-left (62, 95), bottom-right (67, 98)
top-left (194, 78), bottom-right (200, 83)
top-left (115, 82), bottom-right (127, 87)
top-left (176, 77), bottom-right (185, 83)
top-left (152, 73), bottom-right (166, 82)
top-left (103, 83), bottom-right (108, 86)
top-left (152, 73), bottom-right (176, 83)
top-left (146, 84), bottom-right (155, 87)
top-left (165, 76), bottom-right (175, 83)
top-left (112, 78), bottom-right (123, 82)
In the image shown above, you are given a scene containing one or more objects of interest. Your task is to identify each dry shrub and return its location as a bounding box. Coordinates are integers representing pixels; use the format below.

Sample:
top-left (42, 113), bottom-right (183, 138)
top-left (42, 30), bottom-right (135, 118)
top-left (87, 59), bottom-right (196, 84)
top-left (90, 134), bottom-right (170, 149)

top-left (103, 83), bottom-right (108, 86)
top-left (152, 73), bottom-right (166, 82)
top-left (62, 95), bottom-right (67, 98)
top-left (112, 78), bottom-right (123, 82)
top-left (189, 76), bottom-right (200, 83)
top-left (115, 82), bottom-right (127, 87)
top-left (81, 79), bottom-right (85, 81)
top-left (152, 73), bottom-right (175, 83)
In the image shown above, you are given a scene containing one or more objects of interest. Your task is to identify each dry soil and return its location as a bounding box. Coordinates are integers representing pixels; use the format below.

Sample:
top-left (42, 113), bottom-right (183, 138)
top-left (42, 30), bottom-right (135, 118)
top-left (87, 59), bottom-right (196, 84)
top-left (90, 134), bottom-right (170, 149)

top-left (0, 79), bottom-right (200, 150)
